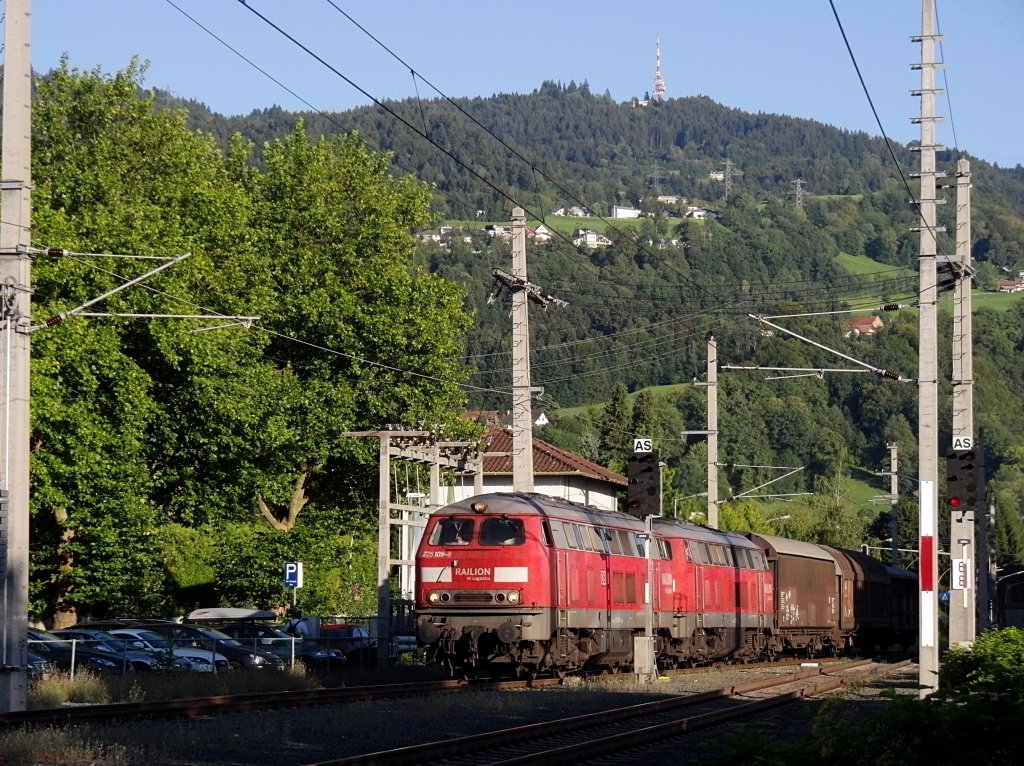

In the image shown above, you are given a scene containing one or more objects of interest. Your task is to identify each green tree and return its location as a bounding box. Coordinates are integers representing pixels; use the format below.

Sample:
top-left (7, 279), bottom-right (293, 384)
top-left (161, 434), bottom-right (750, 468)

top-left (30, 59), bottom-right (259, 625)
top-left (597, 383), bottom-right (631, 469)
top-left (28, 62), bottom-right (475, 623)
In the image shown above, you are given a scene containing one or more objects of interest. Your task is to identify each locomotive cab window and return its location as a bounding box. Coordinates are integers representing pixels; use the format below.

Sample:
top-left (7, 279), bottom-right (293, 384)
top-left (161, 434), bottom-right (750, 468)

top-left (480, 517), bottom-right (526, 546)
top-left (430, 518), bottom-right (475, 545)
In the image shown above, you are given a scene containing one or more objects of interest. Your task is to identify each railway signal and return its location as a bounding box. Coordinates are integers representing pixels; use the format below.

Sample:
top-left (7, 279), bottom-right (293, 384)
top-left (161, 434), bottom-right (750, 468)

top-left (945, 449), bottom-right (980, 515)
top-left (627, 450), bottom-right (660, 517)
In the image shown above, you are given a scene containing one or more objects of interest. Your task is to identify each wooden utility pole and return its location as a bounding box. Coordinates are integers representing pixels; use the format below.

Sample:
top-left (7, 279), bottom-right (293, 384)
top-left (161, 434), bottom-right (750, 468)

top-left (0, 0), bottom-right (33, 713)
top-left (914, 0), bottom-right (944, 696)
top-left (949, 158), bottom-right (975, 647)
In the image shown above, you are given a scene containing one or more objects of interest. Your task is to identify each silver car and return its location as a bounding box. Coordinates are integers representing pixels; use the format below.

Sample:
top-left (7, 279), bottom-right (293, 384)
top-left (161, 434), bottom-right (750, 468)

top-left (52, 628), bottom-right (191, 672)
top-left (107, 627), bottom-right (231, 673)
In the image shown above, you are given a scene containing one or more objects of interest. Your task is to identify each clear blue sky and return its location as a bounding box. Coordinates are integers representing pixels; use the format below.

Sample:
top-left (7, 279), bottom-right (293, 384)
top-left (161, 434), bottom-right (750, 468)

top-left (26, 1), bottom-right (1024, 168)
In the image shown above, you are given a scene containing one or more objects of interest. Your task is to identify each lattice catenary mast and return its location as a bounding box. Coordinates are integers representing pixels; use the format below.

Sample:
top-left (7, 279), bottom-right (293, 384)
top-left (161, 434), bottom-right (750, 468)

top-left (653, 35), bottom-right (666, 102)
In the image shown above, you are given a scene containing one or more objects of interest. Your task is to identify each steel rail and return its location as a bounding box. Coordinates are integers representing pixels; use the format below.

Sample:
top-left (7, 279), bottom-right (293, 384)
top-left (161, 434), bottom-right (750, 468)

top-left (309, 659), bottom-right (908, 766)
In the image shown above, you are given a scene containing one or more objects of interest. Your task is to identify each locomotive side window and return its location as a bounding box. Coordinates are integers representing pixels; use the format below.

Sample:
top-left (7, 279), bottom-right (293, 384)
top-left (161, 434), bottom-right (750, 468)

top-left (697, 542), bottom-right (712, 564)
top-left (632, 533), bottom-right (645, 557)
top-left (604, 527), bottom-right (622, 554)
top-left (614, 530), bottom-right (634, 557)
top-left (480, 517), bottom-right (526, 546)
top-left (734, 547), bottom-right (753, 569)
top-left (686, 540), bottom-right (699, 562)
top-left (431, 518), bottom-right (474, 545)
top-left (572, 524), bottom-right (588, 550)
top-left (562, 522), bottom-right (578, 549)
top-left (657, 538), bottom-right (672, 559)
top-left (586, 526), bottom-right (605, 553)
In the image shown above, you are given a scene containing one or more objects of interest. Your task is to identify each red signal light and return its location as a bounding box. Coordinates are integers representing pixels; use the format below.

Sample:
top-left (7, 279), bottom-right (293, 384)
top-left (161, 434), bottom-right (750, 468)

top-left (948, 496), bottom-right (962, 508)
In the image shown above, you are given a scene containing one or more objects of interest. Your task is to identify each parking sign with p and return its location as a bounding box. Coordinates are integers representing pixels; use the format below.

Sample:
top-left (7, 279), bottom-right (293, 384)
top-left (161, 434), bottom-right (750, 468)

top-left (284, 561), bottom-right (304, 589)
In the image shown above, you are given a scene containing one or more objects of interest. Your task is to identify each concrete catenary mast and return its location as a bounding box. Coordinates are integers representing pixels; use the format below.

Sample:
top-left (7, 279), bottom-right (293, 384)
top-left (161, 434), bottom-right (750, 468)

top-left (913, 0), bottom-right (944, 697)
top-left (0, 0), bottom-right (33, 713)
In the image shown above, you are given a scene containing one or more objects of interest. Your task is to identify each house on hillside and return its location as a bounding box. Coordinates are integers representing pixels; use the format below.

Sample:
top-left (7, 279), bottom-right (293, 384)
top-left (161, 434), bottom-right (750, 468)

top-left (483, 224), bottom-right (512, 240)
top-left (998, 278), bottom-right (1024, 293)
top-left (612, 205), bottom-right (642, 219)
top-left (529, 224), bottom-right (554, 243)
top-left (453, 411), bottom-right (626, 511)
top-left (572, 228), bottom-right (613, 248)
top-left (552, 206), bottom-right (592, 218)
top-left (844, 315), bottom-right (884, 337)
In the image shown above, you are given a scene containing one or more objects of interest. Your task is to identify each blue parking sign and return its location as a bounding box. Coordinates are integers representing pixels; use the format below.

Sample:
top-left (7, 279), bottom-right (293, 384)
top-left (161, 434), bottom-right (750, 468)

top-left (284, 561), bottom-right (304, 589)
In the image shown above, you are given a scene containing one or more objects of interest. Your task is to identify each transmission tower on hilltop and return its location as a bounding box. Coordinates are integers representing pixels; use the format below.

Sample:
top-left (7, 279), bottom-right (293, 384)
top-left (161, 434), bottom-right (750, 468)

top-left (652, 35), bottom-right (666, 102)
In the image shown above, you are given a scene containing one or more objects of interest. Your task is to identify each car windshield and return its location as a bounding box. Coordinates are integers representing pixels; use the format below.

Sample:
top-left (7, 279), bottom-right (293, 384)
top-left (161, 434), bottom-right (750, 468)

top-left (27, 630), bottom-right (71, 656)
top-left (70, 638), bottom-right (119, 651)
top-left (96, 631), bottom-right (137, 648)
top-left (125, 630), bottom-right (172, 649)
top-left (262, 627), bottom-right (292, 639)
top-left (193, 626), bottom-right (242, 645)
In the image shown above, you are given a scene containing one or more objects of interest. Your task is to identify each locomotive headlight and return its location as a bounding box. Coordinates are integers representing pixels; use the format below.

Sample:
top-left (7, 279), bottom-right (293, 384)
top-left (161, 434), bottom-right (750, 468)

top-left (506, 591), bottom-right (521, 605)
top-left (428, 591), bottom-right (441, 604)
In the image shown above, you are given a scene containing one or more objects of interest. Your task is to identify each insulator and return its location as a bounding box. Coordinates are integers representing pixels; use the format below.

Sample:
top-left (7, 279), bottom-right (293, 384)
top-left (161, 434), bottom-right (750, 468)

top-left (46, 248), bottom-right (70, 257)
top-left (881, 303), bottom-right (901, 312)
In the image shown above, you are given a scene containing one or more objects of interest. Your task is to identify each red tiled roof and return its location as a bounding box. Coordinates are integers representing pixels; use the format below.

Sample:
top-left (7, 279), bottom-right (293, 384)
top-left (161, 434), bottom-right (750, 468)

top-left (844, 316), bottom-right (883, 332)
top-left (482, 425), bottom-right (626, 486)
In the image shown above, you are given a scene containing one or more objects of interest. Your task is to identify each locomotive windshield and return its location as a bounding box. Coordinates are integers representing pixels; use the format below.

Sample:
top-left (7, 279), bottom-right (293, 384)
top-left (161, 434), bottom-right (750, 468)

top-left (480, 517), bottom-right (525, 546)
top-left (430, 518), bottom-right (475, 545)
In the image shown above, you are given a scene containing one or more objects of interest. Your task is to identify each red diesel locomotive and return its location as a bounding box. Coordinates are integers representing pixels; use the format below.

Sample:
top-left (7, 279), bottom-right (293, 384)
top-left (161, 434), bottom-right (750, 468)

top-left (415, 492), bottom-right (916, 676)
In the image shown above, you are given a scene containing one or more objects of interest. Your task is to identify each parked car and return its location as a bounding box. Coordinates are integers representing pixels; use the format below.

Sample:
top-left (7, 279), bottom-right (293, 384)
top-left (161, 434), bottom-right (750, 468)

top-left (319, 624), bottom-right (376, 664)
top-left (26, 628), bottom-right (130, 675)
top-left (203, 622), bottom-right (347, 671)
top-left (26, 649), bottom-right (53, 678)
top-left (52, 628), bottom-right (191, 672)
top-left (118, 620), bottom-right (285, 671)
top-left (106, 627), bottom-right (230, 673)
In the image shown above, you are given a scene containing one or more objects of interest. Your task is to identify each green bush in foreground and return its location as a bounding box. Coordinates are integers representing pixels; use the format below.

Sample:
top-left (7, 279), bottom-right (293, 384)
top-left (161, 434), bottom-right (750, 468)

top-left (716, 628), bottom-right (1024, 766)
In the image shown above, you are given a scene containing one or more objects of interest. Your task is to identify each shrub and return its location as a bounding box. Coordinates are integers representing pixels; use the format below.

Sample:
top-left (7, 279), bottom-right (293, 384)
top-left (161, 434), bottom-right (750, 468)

top-left (942, 626), bottom-right (1024, 697)
top-left (27, 669), bottom-right (109, 709)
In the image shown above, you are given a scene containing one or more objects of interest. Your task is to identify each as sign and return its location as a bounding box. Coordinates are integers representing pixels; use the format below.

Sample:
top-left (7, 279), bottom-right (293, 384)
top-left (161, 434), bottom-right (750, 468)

top-left (633, 438), bottom-right (653, 453)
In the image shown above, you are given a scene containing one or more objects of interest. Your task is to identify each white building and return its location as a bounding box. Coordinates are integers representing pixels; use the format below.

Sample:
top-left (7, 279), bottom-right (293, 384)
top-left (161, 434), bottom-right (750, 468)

top-left (612, 205), bottom-right (642, 219)
top-left (452, 412), bottom-right (626, 511)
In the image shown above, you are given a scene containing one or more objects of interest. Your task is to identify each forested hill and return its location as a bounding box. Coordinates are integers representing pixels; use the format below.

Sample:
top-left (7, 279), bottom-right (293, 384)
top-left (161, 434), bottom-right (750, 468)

top-left (167, 80), bottom-right (1024, 226)
top-left (163, 80), bottom-right (1024, 500)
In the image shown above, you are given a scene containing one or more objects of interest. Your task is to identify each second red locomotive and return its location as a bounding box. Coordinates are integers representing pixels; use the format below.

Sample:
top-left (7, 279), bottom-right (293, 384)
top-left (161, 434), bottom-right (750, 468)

top-left (415, 492), bottom-right (916, 676)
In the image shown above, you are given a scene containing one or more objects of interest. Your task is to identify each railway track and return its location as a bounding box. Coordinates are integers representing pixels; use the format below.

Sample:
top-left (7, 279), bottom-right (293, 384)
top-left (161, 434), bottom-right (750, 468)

top-left (0, 655), bottom-right (840, 730)
top-left (306, 659), bottom-right (913, 766)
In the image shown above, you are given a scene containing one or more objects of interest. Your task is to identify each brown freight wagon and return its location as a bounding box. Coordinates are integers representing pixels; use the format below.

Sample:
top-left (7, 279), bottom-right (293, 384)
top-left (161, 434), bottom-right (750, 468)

top-left (746, 532), bottom-right (842, 657)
